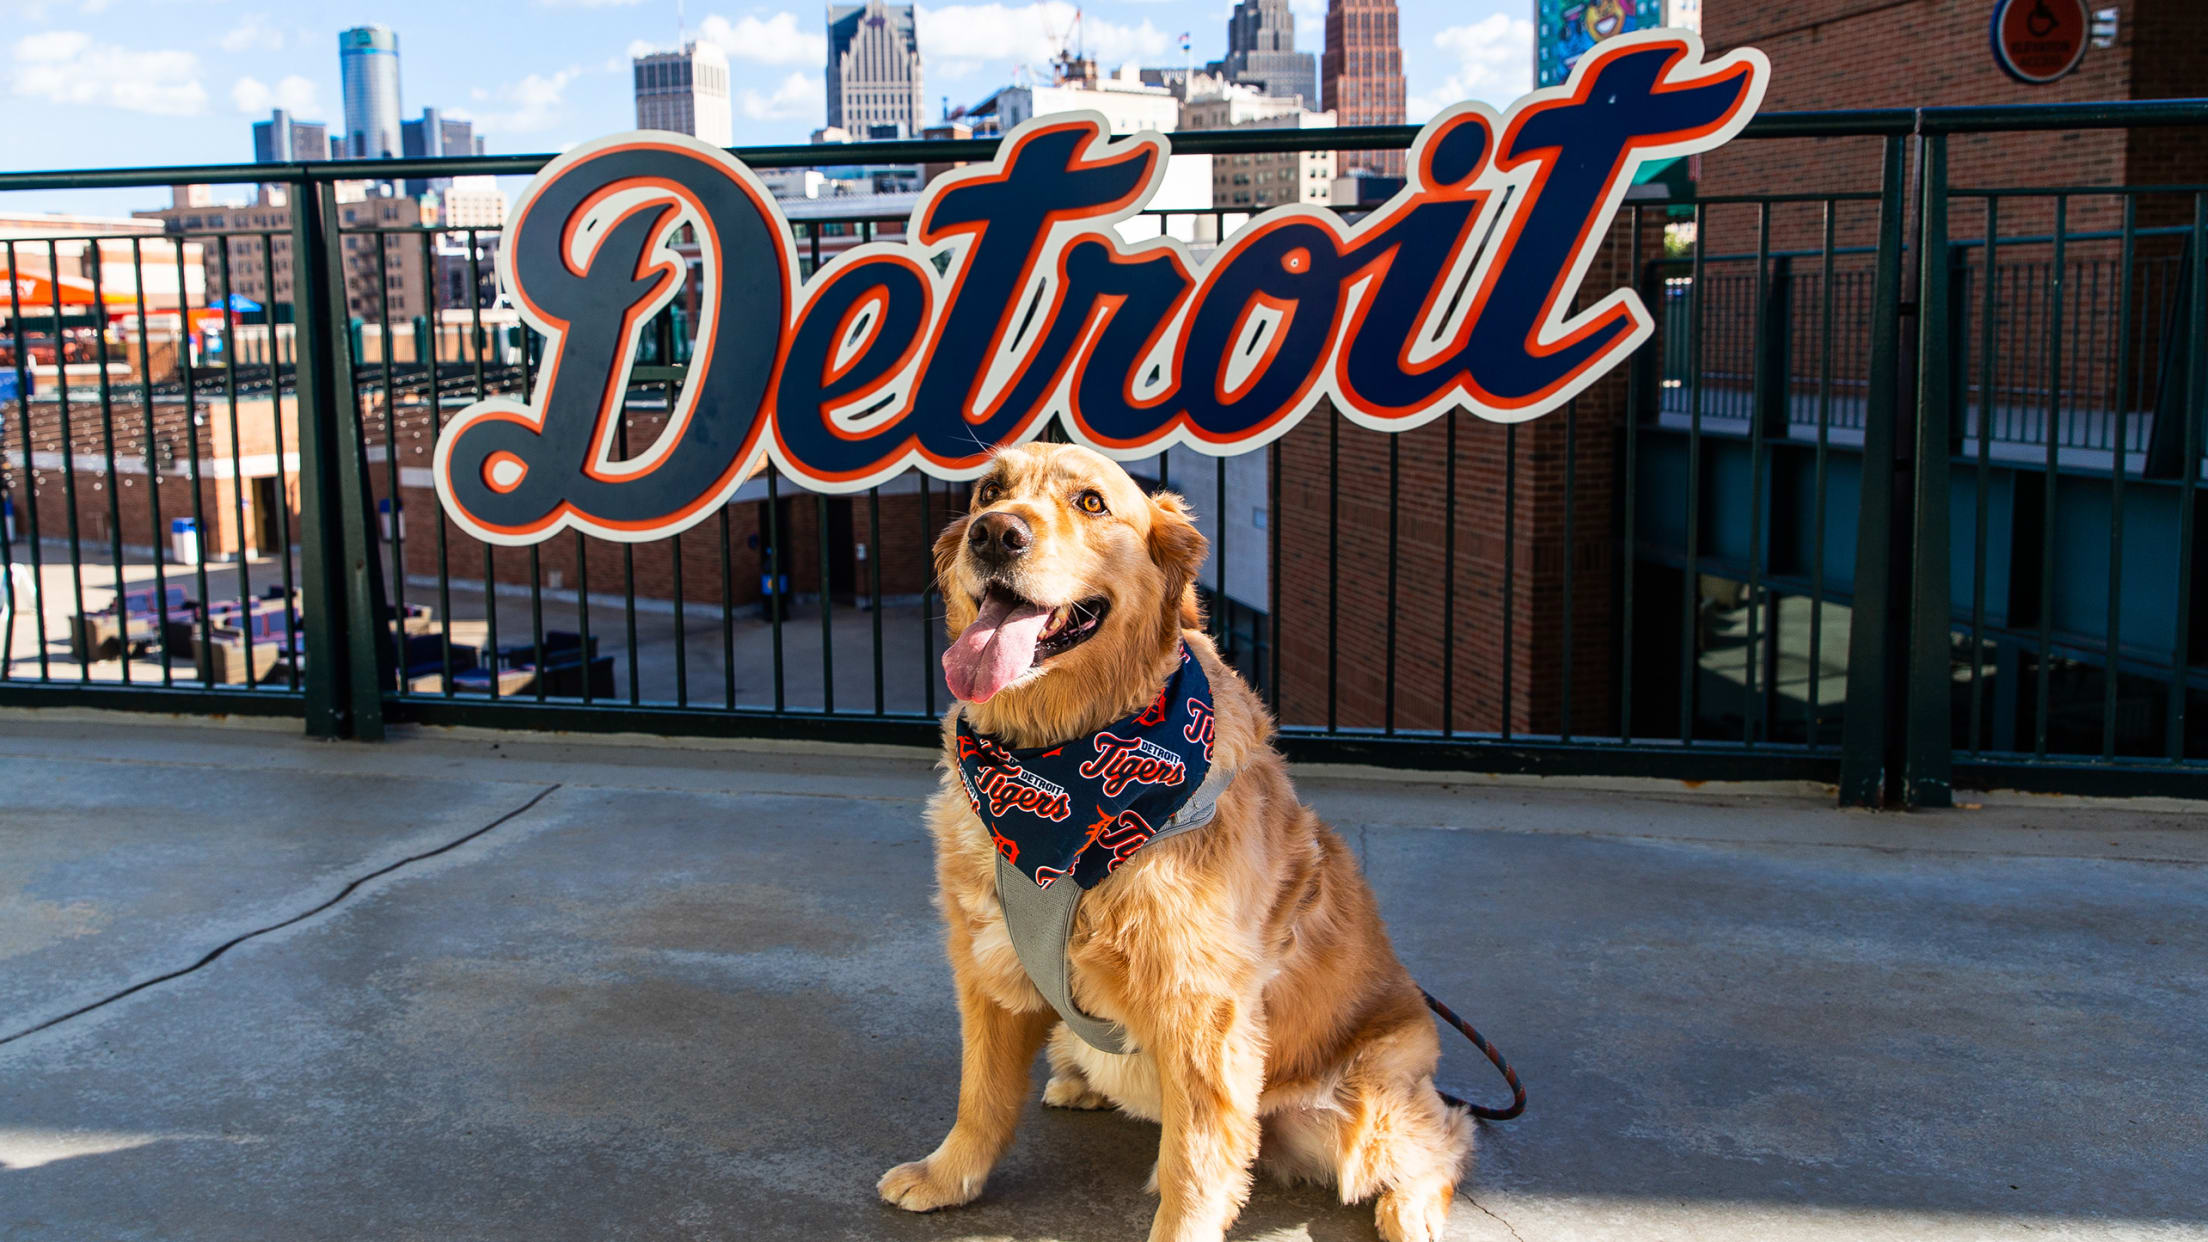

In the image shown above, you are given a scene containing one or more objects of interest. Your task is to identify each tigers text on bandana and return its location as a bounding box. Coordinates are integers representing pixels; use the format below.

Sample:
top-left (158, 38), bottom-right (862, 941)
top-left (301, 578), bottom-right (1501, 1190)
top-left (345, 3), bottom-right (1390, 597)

top-left (956, 644), bottom-right (1218, 890)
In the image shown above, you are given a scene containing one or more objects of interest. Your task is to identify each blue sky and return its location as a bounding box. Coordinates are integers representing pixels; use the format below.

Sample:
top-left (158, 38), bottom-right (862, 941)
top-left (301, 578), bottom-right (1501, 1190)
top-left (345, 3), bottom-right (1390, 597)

top-left (0, 0), bottom-right (1533, 217)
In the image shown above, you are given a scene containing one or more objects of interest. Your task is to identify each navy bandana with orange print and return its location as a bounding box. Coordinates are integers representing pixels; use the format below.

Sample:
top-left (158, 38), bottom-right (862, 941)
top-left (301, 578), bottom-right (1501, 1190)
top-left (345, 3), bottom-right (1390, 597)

top-left (956, 644), bottom-right (1217, 890)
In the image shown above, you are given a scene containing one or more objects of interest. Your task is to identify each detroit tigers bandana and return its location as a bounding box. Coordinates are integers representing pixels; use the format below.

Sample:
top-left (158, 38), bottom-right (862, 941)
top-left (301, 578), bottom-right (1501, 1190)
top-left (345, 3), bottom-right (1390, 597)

top-left (956, 643), bottom-right (1218, 891)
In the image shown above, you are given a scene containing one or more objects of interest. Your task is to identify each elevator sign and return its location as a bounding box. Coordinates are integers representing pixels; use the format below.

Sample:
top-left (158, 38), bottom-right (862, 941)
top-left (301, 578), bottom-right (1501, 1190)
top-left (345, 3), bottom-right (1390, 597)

top-left (433, 31), bottom-right (1768, 547)
top-left (1991, 0), bottom-right (2088, 85)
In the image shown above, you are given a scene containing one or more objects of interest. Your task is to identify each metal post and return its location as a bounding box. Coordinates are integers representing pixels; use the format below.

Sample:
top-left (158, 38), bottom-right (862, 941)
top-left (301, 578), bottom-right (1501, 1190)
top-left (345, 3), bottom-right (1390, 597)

top-left (1903, 134), bottom-right (1956, 807)
top-left (291, 178), bottom-right (387, 738)
top-left (1837, 134), bottom-right (1911, 806)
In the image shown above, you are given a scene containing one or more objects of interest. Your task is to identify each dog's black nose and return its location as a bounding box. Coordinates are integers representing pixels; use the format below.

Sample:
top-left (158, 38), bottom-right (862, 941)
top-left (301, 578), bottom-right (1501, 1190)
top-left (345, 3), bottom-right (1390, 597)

top-left (968, 511), bottom-right (1032, 561)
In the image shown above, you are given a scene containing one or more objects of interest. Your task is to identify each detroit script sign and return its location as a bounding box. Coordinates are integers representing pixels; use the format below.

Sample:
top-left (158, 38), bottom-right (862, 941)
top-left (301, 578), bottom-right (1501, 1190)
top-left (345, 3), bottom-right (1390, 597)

top-left (434, 32), bottom-right (1767, 546)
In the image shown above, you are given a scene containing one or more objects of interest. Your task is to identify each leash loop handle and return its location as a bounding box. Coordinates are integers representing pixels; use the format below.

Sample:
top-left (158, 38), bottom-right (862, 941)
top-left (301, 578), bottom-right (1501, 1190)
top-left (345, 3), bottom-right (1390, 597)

top-left (1420, 988), bottom-right (1526, 1122)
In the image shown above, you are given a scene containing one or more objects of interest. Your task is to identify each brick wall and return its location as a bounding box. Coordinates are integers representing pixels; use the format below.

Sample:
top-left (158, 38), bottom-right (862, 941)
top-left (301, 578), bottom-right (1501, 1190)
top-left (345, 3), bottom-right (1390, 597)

top-left (1272, 212), bottom-right (1652, 735)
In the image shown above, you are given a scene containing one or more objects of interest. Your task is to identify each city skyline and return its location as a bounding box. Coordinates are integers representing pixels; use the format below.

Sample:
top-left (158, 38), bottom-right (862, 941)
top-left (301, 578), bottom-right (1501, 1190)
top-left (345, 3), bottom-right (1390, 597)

top-left (0, 0), bottom-right (1535, 217)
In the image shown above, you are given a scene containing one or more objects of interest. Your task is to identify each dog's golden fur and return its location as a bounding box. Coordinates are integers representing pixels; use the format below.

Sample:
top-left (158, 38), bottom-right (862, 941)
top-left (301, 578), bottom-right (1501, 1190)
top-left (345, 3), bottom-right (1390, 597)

top-left (879, 443), bottom-right (1470, 1242)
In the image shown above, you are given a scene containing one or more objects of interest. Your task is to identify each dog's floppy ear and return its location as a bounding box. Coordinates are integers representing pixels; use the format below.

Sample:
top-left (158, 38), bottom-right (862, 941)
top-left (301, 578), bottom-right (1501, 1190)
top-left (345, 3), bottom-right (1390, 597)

top-left (1147, 491), bottom-right (1208, 630)
top-left (933, 513), bottom-right (971, 591)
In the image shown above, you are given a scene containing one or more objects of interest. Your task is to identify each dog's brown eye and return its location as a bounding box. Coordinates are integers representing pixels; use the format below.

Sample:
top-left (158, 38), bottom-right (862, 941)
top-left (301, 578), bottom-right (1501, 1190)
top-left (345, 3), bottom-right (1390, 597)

top-left (1076, 490), bottom-right (1107, 515)
top-left (975, 480), bottom-right (1003, 507)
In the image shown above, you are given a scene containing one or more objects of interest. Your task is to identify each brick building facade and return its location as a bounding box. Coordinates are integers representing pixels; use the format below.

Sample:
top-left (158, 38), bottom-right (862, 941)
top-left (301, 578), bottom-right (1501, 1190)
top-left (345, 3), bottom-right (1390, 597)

top-left (1320, 0), bottom-right (1407, 177)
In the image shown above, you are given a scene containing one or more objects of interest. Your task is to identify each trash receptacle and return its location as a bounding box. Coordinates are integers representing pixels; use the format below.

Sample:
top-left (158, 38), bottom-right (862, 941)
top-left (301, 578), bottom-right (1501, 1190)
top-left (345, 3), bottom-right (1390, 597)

top-left (759, 571), bottom-right (789, 624)
top-left (170, 517), bottom-right (201, 566)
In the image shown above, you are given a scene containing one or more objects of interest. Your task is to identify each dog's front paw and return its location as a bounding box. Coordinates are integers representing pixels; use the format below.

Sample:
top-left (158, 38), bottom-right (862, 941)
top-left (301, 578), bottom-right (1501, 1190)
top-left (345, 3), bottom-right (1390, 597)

top-left (1374, 1183), bottom-right (1452, 1242)
top-left (878, 1158), bottom-right (982, 1212)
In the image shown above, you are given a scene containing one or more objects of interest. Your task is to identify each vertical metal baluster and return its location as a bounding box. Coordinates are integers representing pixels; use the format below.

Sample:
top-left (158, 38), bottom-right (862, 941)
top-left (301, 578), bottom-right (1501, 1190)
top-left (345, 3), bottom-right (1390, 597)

top-left (50, 241), bottom-right (88, 683)
top-left (1215, 453), bottom-right (1228, 659)
top-left (373, 232), bottom-right (407, 692)
top-left (129, 239), bottom-right (172, 686)
top-left (1681, 203), bottom-right (1706, 743)
top-left (807, 225), bottom-right (827, 713)
top-left (0, 248), bottom-right (16, 682)
top-left (519, 313), bottom-right (548, 703)
top-left (90, 244), bottom-right (127, 685)
top-left (1744, 205), bottom-right (1770, 744)
top-left (767, 467), bottom-right (785, 711)
top-left (2167, 194), bottom-right (2206, 760)
top-left (464, 230), bottom-right (499, 701)
top-left (2105, 196), bottom-right (2137, 759)
top-left (1971, 201), bottom-right (1999, 754)
top-left (1502, 423), bottom-right (1516, 739)
top-left (259, 233), bottom-right (299, 690)
top-left (869, 486), bottom-right (883, 715)
top-left (2035, 197), bottom-right (2066, 756)
top-left (5, 241), bottom-right (46, 680)
top-left (174, 239), bottom-right (210, 685)
top-left (1811, 201), bottom-right (1836, 747)
top-left (1620, 211), bottom-right (1640, 741)
top-left (1384, 435), bottom-right (1397, 733)
top-left (575, 529), bottom-right (594, 703)
top-left (403, 232), bottom-right (450, 696)
top-left (1562, 398), bottom-right (1577, 742)
top-left (720, 505), bottom-right (737, 709)
top-left (1442, 410), bottom-right (1457, 737)
top-left (216, 239), bottom-right (254, 689)
top-left (1268, 437), bottom-right (1281, 712)
top-left (1326, 414), bottom-right (1338, 732)
top-left (672, 527), bottom-right (687, 708)
top-left (920, 477), bottom-right (935, 717)
top-left (818, 492), bottom-right (834, 713)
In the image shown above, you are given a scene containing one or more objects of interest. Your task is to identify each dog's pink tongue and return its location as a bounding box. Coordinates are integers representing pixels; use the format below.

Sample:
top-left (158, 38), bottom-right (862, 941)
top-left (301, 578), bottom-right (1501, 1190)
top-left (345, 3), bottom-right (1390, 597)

top-left (944, 593), bottom-right (1051, 703)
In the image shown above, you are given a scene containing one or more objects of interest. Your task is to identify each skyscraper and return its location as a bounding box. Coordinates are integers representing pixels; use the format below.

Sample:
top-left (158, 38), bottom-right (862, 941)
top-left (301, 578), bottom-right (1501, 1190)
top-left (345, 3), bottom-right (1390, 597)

top-left (401, 108), bottom-right (482, 196)
top-left (826, 1), bottom-right (926, 139)
top-left (1223, 0), bottom-right (1318, 107)
top-left (252, 109), bottom-right (331, 163)
top-left (1320, 0), bottom-right (1406, 176)
top-left (339, 25), bottom-right (404, 160)
top-left (634, 42), bottom-right (734, 149)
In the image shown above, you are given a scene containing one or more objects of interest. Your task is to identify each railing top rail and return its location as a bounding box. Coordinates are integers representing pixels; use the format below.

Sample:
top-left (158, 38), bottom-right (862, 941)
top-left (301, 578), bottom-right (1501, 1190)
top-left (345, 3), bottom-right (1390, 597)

top-left (4, 99), bottom-right (2204, 196)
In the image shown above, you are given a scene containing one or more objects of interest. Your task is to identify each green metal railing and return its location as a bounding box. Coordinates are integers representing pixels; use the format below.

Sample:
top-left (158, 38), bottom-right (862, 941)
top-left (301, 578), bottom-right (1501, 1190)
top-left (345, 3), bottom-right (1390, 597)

top-left (4, 100), bottom-right (2208, 806)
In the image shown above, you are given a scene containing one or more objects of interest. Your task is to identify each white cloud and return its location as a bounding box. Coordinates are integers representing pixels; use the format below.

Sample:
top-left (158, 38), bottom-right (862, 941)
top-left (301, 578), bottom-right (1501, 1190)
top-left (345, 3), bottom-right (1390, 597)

top-left (699, 12), bottom-right (826, 67)
top-left (1406, 14), bottom-right (1534, 120)
top-left (218, 14), bottom-right (285, 54)
top-left (468, 65), bottom-right (584, 134)
top-left (915, 3), bottom-right (1173, 74)
top-left (230, 73), bottom-right (318, 117)
top-left (738, 70), bottom-right (824, 121)
top-left (12, 29), bottom-right (207, 116)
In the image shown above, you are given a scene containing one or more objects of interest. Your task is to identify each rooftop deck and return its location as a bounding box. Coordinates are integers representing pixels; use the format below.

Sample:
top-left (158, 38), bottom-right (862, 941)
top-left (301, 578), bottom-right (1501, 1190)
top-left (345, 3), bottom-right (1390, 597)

top-left (1, 710), bottom-right (2202, 1240)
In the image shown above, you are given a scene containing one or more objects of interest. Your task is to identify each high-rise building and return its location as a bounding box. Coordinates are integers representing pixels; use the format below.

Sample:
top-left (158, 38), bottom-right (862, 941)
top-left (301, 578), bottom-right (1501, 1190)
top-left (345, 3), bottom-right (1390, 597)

top-left (826, 0), bottom-right (926, 139)
top-left (633, 42), bottom-right (733, 148)
top-left (1182, 86), bottom-right (1335, 209)
top-left (252, 109), bottom-right (332, 164)
top-left (339, 25), bottom-right (404, 160)
top-left (1321, 0), bottom-right (1406, 176)
top-left (1223, 0), bottom-right (1318, 107)
top-left (401, 108), bottom-right (481, 196)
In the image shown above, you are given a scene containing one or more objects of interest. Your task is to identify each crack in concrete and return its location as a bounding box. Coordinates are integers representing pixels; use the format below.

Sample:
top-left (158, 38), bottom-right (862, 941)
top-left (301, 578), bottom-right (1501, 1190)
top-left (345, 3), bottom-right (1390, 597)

top-left (1463, 1192), bottom-right (1527, 1242)
top-left (0, 783), bottom-right (562, 1047)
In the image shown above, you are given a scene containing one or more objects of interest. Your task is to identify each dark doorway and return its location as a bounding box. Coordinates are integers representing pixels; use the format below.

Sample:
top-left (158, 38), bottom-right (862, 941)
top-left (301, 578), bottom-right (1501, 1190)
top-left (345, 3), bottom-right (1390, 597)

top-left (249, 476), bottom-right (282, 558)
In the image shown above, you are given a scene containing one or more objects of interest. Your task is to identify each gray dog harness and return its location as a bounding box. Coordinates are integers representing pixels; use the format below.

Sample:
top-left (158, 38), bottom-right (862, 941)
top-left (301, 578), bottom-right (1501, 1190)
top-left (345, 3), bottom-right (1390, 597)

top-left (991, 761), bottom-right (1232, 1054)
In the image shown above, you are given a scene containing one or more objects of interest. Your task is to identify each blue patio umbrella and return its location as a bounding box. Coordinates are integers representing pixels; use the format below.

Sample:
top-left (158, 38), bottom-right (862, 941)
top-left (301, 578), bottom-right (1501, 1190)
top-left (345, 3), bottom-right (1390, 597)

top-left (214, 294), bottom-right (263, 313)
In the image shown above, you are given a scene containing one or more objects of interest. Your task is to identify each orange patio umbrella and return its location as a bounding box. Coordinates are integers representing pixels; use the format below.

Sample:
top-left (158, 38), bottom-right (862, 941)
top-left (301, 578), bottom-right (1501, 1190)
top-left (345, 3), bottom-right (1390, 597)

top-left (0, 267), bottom-right (139, 313)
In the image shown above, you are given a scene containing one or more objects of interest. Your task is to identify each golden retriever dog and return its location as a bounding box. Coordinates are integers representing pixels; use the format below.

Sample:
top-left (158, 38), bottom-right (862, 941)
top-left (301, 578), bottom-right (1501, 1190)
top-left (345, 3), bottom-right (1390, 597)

top-left (879, 442), bottom-right (1471, 1242)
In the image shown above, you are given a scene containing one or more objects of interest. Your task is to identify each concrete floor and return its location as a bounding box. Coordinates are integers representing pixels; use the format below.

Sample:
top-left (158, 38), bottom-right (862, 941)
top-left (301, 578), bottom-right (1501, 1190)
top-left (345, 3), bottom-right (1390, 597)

top-left (0, 711), bottom-right (2204, 1241)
